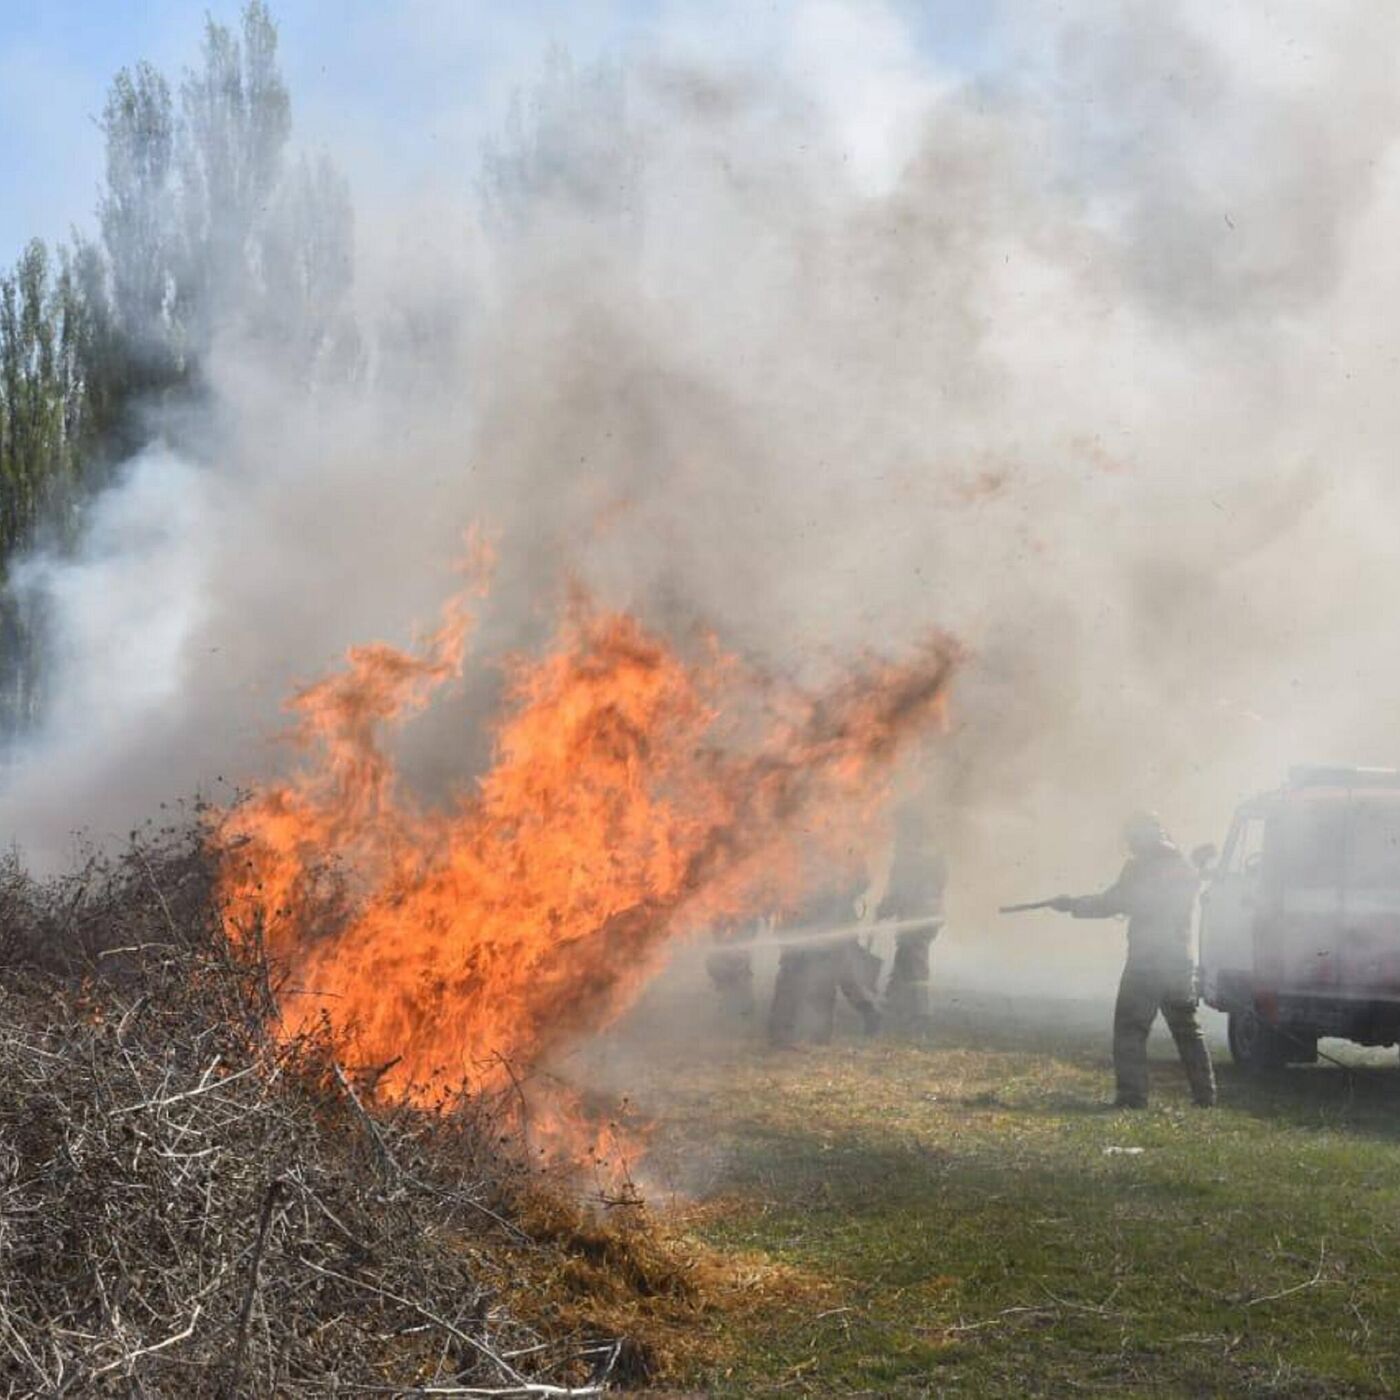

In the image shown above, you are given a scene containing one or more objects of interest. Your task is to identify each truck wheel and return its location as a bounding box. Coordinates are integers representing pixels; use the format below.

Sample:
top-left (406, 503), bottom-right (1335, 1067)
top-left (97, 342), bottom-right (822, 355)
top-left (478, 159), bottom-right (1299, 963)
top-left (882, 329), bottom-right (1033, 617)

top-left (1227, 1008), bottom-right (1290, 1072)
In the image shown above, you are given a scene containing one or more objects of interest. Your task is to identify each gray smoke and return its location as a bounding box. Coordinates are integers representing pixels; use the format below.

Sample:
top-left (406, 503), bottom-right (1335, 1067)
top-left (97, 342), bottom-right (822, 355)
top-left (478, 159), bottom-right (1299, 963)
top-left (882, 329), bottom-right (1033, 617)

top-left (6, 1), bottom-right (1400, 998)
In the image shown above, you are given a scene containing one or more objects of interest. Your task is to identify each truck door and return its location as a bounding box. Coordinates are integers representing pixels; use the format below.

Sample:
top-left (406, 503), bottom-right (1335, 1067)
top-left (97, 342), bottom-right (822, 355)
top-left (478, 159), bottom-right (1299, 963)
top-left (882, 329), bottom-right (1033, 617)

top-left (1340, 796), bottom-right (1400, 996)
top-left (1200, 809), bottom-right (1266, 1008)
top-left (1260, 799), bottom-right (1347, 997)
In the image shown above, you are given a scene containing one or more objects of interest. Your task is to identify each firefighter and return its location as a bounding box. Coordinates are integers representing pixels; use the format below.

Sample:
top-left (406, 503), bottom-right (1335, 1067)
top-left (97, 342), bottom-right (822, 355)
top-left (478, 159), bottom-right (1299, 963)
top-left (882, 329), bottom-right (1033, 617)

top-left (768, 875), bottom-right (881, 1049)
top-left (876, 809), bottom-right (947, 1030)
top-left (1048, 811), bottom-right (1217, 1109)
top-left (705, 919), bottom-right (757, 1019)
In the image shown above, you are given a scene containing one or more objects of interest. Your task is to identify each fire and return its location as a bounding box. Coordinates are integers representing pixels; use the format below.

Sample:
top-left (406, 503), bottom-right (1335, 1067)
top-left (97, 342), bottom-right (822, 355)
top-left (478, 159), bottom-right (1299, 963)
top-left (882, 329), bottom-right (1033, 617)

top-left (214, 558), bottom-right (957, 1147)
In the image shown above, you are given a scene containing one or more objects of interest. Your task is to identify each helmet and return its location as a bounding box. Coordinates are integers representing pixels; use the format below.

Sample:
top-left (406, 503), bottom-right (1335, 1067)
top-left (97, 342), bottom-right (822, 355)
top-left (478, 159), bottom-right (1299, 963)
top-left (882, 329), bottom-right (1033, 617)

top-left (1122, 809), bottom-right (1167, 853)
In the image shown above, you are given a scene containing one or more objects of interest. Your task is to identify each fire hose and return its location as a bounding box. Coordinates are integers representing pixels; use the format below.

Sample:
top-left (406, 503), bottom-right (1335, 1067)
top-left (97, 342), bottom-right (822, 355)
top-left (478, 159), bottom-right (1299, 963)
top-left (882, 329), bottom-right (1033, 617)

top-left (709, 914), bottom-right (944, 954)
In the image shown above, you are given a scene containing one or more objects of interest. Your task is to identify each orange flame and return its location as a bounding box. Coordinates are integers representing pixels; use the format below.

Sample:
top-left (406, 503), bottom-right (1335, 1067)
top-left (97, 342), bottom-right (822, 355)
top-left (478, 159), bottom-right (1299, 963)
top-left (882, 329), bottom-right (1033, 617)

top-left (214, 563), bottom-right (957, 1141)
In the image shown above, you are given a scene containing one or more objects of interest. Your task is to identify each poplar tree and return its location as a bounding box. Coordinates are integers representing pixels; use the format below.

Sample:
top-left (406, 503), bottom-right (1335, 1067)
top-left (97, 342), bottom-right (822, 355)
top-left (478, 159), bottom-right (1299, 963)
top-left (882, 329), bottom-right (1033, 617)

top-left (0, 2), bottom-right (361, 736)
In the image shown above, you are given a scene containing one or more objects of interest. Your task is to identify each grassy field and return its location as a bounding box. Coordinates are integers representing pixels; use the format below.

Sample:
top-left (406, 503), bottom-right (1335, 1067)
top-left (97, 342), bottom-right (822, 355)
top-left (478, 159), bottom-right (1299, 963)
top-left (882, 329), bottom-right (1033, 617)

top-left (618, 991), bottom-right (1400, 1397)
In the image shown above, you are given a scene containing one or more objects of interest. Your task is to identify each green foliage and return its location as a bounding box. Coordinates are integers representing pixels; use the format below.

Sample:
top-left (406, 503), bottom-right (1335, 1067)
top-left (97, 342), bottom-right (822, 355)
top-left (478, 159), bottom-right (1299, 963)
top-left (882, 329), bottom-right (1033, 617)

top-left (100, 59), bottom-right (177, 378)
top-left (481, 45), bottom-right (641, 240)
top-left (176, 0), bottom-right (292, 354)
top-left (0, 241), bottom-right (69, 561)
top-left (0, 239), bottom-right (111, 726)
top-left (0, 2), bottom-right (361, 735)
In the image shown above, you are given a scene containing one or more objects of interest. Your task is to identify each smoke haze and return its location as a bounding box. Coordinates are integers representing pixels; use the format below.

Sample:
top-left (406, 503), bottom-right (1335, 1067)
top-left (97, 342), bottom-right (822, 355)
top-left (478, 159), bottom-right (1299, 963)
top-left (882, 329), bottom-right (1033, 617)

top-left (7, 0), bottom-right (1400, 997)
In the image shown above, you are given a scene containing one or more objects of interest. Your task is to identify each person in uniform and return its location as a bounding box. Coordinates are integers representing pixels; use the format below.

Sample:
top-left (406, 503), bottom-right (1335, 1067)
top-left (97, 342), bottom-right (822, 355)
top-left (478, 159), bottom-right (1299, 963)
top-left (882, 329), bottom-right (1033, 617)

top-left (1048, 810), bottom-right (1216, 1109)
top-left (876, 810), bottom-right (947, 1030)
top-left (768, 875), bottom-right (881, 1048)
top-left (705, 919), bottom-right (757, 1019)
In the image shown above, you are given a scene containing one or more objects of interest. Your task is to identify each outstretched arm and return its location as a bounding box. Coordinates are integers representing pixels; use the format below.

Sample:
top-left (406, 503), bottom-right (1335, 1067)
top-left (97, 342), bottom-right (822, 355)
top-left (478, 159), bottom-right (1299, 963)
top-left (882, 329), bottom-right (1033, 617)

top-left (1067, 887), bottom-right (1127, 918)
top-left (1048, 868), bottom-right (1129, 919)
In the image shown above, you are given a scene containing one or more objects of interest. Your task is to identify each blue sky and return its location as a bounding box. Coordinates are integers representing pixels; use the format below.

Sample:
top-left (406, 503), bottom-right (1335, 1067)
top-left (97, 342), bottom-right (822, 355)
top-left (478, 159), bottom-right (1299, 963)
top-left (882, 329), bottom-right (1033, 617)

top-left (0, 0), bottom-right (994, 268)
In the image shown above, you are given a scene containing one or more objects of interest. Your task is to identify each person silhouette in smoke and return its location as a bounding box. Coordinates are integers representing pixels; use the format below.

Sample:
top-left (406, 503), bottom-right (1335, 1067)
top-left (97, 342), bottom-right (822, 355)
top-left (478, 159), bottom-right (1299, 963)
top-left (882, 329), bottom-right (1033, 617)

top-left (705, 918), bottom-right (757, 1019)
top-left (1047, 810), bottom-right (1217, 1109)
top-left (768, 868), bottom-right (881, 1049)
top-left (876, 806), bottom-right (947, 1031)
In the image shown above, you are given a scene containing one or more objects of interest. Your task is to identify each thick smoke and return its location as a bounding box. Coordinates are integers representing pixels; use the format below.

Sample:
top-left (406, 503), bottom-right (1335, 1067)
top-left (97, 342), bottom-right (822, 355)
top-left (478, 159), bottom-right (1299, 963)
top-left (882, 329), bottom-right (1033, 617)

top-left (7, 1), bottom-right (1400, 997)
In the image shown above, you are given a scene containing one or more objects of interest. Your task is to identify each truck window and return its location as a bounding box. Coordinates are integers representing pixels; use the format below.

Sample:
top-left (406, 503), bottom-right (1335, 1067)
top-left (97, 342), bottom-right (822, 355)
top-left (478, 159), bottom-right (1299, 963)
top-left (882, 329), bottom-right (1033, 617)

top-left (1265, 803), bottom-right (1347, 889)
top-left (1225, 816), bottom-right (1266, 875)
top-left (1347, 799), bottom-right (1400, 890)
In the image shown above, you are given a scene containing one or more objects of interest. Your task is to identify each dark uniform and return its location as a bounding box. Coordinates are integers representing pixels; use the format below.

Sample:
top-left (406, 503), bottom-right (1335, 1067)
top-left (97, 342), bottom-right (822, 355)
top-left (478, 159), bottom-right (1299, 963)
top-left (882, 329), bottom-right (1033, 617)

top-left (1059, 815), bottom-right (1216, 1108)
top-left (705, 921), bottom-right (757, 1018)
top-left (876, 842), bottom-right (947, 1028)
top-left (768, 884), bottom-right (881, 1048)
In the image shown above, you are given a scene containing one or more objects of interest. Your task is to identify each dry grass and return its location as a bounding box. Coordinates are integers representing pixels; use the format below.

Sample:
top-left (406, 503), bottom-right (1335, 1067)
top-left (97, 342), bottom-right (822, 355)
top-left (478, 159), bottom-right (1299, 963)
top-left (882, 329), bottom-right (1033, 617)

top-left (0, 822), bottom-right (730, 1396)
top-left (501, 1193), bottom-right (828, 1386)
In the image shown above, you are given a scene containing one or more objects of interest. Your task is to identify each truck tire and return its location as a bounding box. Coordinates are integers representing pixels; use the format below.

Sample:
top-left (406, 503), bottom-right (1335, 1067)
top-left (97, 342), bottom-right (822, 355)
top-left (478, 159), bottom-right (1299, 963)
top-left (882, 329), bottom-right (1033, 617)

top-left (1227, 1008), bottom-right (1291, 1072)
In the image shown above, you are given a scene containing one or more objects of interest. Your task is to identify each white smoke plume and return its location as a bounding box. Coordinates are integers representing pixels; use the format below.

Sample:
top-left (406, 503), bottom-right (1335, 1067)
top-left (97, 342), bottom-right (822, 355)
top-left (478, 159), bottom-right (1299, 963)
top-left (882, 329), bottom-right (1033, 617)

top-left (7, 0), bottom-right (1400, 996)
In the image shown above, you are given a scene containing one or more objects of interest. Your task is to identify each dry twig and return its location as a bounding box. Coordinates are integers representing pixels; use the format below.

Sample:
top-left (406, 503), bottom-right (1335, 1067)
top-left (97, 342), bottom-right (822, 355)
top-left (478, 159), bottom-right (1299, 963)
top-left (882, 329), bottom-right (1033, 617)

top-left (0, 826), bottom-right (626, 1396)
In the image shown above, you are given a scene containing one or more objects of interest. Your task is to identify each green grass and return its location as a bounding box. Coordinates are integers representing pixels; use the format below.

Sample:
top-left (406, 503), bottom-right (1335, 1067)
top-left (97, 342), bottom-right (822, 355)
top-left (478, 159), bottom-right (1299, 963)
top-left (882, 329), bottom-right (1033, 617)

top-left (634, 998), bottom-right (1400, 1397)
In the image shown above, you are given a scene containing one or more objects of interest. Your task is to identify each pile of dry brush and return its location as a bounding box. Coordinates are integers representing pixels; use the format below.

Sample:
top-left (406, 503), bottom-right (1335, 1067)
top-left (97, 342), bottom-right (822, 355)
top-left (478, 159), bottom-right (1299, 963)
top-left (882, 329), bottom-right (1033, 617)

top-left (0, 821), bottom-right (641, 1397)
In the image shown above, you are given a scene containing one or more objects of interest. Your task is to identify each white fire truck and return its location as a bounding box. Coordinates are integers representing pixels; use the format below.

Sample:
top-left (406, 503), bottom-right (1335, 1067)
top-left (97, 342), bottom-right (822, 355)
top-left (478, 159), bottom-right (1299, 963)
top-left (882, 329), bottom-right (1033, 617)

top-left (1199, 766), bottom-right (1400, 1070)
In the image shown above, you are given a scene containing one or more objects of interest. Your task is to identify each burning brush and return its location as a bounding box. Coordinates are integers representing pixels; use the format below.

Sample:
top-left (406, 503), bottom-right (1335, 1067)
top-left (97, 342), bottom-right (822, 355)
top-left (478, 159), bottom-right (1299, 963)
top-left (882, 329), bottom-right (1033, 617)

top-left (213, 550), bottom-right (958, 1168)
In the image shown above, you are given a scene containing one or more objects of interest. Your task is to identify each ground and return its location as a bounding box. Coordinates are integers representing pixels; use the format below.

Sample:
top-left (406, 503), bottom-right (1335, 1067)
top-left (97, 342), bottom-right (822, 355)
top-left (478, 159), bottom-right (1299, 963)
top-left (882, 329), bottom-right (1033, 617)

top-left (604, 988), bottom-right (1400, 1398)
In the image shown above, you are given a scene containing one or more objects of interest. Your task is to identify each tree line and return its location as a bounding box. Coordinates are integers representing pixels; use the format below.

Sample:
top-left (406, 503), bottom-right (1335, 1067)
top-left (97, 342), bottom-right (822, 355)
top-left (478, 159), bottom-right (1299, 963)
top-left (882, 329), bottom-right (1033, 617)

top-left (0, 6), bottom-right (634, 740)
top-left (0, 2), bottom-right (359, 734)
